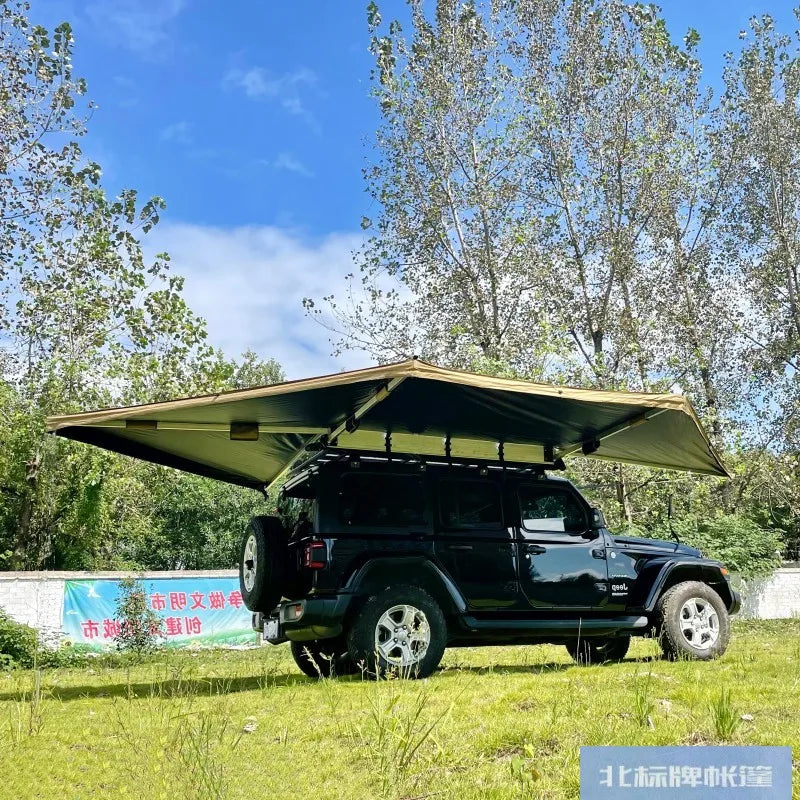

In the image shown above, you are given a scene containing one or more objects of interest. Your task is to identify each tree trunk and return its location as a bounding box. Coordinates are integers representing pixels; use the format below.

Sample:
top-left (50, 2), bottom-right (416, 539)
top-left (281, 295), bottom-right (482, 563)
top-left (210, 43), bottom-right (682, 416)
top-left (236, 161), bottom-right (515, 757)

top-left (11, 448), bottom-right (41, 568)
top-left (699, 364), bottom-right (723, 443)
top-left (616, 464), bottom-right (633, 526)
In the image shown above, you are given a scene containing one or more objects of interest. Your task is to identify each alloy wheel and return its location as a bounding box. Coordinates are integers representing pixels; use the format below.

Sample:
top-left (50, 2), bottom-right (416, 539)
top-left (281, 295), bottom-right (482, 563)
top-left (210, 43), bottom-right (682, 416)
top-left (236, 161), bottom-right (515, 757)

top-left (242, 533), bottom-right (258, 592)
top-left (679, 596), bottom-right (719, 649)
top-left (374, 604), bottom-right (431, 668)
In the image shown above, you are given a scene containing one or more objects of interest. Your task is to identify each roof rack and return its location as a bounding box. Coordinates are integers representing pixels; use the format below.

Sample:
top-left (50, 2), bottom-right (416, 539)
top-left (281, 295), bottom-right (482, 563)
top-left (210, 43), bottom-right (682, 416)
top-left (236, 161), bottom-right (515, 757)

top-left (281, 448), bottom-right (556, 496)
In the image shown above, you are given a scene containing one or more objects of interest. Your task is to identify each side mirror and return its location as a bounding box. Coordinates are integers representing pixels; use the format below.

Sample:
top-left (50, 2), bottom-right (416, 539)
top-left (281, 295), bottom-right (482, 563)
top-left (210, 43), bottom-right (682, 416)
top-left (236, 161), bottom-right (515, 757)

top-left (590, 507), bottom-right (607, 530)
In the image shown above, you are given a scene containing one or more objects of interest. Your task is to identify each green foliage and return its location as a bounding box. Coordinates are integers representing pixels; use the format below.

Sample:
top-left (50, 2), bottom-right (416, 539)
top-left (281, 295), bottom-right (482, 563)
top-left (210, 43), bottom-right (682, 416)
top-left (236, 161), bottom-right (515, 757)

top-left (113, 578), bottom-right (164, 657)
top-left (0, 0), bottom-right (285, 571)
top-left (353, 684), bottom-right (453, 798)
top-left (709, 687), bottom-right (740, 741)
top-left (632, 670), bottom-right (656, 728)
top-left (308, 0), bottom-right (800, 564)
top-left (130, 471), bottom-right (271, 570)
top-left (0, 610), bottom-right (38, 668)
top-left (638, 515), bottom-right (783, 578)
top-left (509, 743), bottom-right (541, 798)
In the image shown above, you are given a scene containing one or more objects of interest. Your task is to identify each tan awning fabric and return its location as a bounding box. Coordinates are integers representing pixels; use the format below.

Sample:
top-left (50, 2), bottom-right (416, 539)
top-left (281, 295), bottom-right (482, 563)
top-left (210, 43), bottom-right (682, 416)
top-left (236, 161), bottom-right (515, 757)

top-left (46, 359), bottom-right (728, 488)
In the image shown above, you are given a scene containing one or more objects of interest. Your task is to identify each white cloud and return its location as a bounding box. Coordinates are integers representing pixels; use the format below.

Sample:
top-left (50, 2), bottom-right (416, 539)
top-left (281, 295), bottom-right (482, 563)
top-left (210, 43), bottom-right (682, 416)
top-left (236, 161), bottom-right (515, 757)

top-left (223, 66), bottom-right (319, 127)
top-left (224, 66), bottom-right (315, 99)
top-left (271, 152), bottom-right (314, 178)
top-left (160, 121), bottom-right (193, 145)
top-left (87, 0), bottom-right (186, 55)
top-left (146, 223), bottom-right (368, 378)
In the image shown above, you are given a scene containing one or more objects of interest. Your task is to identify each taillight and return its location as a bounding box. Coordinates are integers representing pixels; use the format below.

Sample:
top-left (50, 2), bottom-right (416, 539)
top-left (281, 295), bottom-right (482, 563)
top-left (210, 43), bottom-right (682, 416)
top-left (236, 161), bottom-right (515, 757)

top-left (303, 540), bottom-right (327, 569)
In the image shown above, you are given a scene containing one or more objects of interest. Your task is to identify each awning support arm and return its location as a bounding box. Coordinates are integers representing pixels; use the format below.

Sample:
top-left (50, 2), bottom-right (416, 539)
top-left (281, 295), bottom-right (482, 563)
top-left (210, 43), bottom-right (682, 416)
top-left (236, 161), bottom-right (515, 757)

top-left (556, 408), bottom-right (668, 459)
top-left (268, 376), bottom-right (406, 487)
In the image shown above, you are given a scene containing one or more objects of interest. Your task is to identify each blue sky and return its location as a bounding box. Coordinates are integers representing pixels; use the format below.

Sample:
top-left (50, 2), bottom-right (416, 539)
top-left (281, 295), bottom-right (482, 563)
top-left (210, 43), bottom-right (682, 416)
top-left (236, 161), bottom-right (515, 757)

top-left (32, 0), bottom-right (797, 378)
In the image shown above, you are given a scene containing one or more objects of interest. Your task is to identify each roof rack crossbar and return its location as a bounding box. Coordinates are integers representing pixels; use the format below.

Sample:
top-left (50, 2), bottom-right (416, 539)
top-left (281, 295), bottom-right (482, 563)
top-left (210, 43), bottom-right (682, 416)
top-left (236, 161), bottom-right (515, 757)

top-left (285, 449), bottom-right (551, 478)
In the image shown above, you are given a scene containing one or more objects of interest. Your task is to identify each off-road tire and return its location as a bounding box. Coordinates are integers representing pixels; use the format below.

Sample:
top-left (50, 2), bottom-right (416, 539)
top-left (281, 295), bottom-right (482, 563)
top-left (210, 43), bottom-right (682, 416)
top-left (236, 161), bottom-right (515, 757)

top-left (239, 516), bottom-right (290, 613)
top-left (565, 636), bottom-right (630, 665)
top-left (656, 580), bottom-right (730, 661)
top-left (346, 585), bottom-right (447, 679)
top-left (290, 638), bottom-right (358, 679)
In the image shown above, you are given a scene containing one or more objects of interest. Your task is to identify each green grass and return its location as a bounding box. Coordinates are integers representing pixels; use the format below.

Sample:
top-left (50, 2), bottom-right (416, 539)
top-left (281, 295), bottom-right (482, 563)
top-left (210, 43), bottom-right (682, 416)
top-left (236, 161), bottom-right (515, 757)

top-left (1, 619), bottom-right (798, 799)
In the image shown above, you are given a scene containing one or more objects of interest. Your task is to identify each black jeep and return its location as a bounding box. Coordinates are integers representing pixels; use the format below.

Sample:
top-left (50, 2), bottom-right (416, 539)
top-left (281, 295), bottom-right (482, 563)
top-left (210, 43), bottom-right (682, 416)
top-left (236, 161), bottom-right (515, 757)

top-left (240, 453), bottom-right (740, 678)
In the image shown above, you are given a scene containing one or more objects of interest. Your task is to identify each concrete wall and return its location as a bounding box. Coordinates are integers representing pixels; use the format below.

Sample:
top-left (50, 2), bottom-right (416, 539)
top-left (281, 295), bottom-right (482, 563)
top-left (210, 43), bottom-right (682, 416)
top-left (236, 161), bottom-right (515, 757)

top-left (737, 568), bottom-right (800, 620)
top-left (0, 570), bottom-right (237, 647)
top-left (1, 567), bottom-right (798, 645)
top-left (0, 573), bottom-right (66, 648)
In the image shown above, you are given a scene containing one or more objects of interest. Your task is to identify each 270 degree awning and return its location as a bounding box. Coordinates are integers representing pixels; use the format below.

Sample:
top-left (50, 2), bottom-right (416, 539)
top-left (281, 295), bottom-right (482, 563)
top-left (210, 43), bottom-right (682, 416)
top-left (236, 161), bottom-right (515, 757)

top-left (46, 359), bottom-right (728, 489)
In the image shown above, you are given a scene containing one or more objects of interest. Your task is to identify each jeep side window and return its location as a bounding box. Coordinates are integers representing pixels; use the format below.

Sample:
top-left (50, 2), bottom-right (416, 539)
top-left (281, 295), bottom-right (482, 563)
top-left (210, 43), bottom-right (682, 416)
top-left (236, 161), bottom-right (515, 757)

top-left (338, 474), bottom-right (426, 528)
top-left (439, 480), bottom-right (503, 529)
top-left (517, 486), bottom-right (587, 534)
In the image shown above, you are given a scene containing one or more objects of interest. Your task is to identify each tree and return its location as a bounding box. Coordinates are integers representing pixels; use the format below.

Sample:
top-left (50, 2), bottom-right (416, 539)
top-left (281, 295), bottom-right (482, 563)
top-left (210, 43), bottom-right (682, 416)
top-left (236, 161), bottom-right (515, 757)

top-left (113, 577), bottom-right (164, 657)
top-left (308, 1), bottom-right (797, 545)
top-left (316, 2), bottom-right (735, 395)
top-left (307, 0), bottom-right (565, 377)
top-left (0, 1), bottom-right (283, 568)
top-left (719, 13), bottom-right (800, 449)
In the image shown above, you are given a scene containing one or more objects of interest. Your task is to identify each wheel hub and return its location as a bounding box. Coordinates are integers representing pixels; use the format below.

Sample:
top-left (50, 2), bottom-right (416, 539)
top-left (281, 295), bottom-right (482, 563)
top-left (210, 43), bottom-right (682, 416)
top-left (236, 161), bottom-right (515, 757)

top-left (375, 604), bottom-right (431, 668)
top-left (679, 597), bottom-right (719, 649)
top-left (242, 534), bottom-right (258, 592)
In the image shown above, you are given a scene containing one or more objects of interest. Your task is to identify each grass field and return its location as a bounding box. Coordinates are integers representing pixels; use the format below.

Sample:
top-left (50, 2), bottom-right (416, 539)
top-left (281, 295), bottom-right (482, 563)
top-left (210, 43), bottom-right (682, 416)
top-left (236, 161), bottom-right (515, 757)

top-left (1, 619), bottom-right (798, 799)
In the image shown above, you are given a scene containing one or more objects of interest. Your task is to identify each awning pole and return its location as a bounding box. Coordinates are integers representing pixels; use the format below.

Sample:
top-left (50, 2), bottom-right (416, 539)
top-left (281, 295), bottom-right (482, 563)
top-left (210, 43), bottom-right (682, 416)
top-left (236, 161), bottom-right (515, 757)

top-left (556, 408), bottom-right (668, 459)
top-left (268, 376), bottom-right (406, 488)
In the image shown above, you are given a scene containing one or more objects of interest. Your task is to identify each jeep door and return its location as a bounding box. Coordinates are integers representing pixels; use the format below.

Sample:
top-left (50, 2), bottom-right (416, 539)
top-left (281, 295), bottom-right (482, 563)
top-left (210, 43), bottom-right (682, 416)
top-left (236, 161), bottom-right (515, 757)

top-left (514, 483), bottom-right (609, 609)
top-left (434, 477), bottom-right (521, 609)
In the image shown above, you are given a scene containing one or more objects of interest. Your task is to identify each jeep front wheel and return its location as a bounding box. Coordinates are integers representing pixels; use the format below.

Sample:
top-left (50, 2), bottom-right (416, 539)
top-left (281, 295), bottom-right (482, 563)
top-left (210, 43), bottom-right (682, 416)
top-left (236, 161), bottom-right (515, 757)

top-left (347, 585), bottom-right (447, 679)
top-left (566, 636), bottom-right (630, 665)
top-left (656, 580), bottom-right (730, 660)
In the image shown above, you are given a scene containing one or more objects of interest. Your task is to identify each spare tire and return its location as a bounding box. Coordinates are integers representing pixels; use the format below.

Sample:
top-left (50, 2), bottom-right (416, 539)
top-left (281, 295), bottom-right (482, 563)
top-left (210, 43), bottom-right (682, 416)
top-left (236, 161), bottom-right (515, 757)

top-left (239, 516), bottom-right (289, 613)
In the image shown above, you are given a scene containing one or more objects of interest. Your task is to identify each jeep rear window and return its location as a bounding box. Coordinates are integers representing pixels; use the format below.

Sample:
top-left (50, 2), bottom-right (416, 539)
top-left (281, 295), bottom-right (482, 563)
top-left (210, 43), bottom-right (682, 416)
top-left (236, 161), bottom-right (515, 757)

top-left (338, 474), bottom-right (426, 528)
top-left (439, 480), bottom-right (503, 529)
top-left (518, 485), bottom-right (586, 534)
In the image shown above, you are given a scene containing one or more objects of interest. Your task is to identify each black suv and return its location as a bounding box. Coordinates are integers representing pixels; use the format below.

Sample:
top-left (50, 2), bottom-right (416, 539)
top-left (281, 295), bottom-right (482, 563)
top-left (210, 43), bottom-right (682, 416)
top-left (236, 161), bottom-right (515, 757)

top-left (240, 453), bottom-right (740, 678)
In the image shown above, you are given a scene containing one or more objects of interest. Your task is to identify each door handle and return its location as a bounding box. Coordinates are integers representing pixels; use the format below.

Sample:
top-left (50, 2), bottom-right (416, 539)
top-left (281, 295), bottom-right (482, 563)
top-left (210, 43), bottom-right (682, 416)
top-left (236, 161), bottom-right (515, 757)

top-left (524, 544), bottom-right (546, 555)
top-left (591, 548), bottom-right (607, 559)
top-left (448, 544), bottom-right (473, 551)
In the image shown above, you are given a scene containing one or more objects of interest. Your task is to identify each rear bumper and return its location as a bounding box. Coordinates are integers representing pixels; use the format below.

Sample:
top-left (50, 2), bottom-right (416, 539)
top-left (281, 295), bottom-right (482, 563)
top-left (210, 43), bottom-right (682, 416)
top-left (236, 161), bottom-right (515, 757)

top-left (261, 595), bottom-right (353, 642)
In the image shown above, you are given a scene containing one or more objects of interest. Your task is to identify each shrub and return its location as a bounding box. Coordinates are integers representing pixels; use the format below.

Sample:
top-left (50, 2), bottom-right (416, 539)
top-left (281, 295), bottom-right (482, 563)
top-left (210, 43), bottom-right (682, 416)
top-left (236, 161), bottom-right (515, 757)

top-left (113, 577), bottom-right (164, 657)
top-left (635, 514), bottom-right (783, 578)
top-left (0, 609), bottom-right (38, 668)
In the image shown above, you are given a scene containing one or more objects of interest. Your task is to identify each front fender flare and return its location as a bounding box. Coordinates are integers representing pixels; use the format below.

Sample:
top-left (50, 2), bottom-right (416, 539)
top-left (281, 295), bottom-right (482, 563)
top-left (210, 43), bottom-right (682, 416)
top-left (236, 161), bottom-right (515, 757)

top-left (644, 559), bottom-right (735, 612)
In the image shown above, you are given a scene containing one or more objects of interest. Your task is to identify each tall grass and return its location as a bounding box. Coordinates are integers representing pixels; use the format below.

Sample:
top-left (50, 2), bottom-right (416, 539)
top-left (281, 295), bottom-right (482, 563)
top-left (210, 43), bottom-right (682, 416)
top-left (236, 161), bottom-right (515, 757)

top-left (111, 661), bottom-right (244, 800)
top-left (632, 669), bottom-right (655, 728)
top-left (353, 681), bottom-right (453, 797)
top-left (709, 687), bottom-right (739, 741)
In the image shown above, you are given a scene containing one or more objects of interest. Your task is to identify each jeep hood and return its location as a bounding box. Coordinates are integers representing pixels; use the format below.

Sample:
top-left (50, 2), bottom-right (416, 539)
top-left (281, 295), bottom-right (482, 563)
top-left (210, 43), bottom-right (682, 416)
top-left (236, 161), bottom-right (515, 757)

top-left (46, 358), bottom-right (728, 489)
top-left (610, 534), bottom-right (701, 557)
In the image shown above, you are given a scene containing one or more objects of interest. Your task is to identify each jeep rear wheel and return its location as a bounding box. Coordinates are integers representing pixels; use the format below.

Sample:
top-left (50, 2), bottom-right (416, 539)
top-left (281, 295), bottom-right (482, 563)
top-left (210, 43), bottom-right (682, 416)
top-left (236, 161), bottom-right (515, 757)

top-left (239, 516), bottom-right (289, 613)
top-left (347, 585), bottom-right (446, 679)
top-left (566, 636), bottom-right (630, 665)
top-left (290, 639), bottom-right (357, 679)
top-left (656, 580), bottom-right (730, 660)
